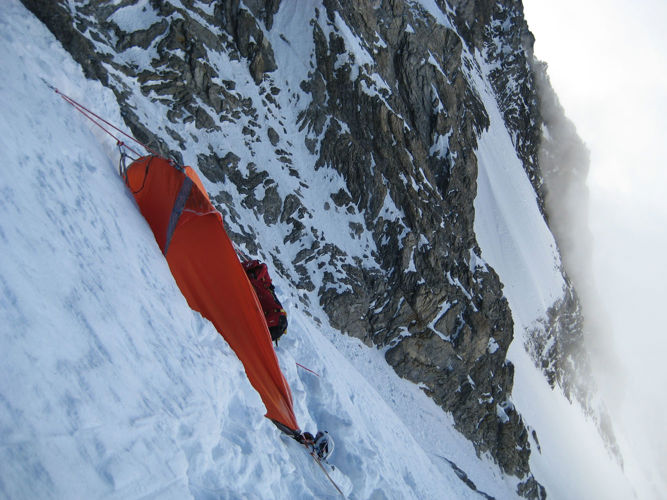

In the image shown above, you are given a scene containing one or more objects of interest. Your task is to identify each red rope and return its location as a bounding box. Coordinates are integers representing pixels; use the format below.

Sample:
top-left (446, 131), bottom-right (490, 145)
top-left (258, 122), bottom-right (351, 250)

top-left (53, 87), bottom-right (159, 157)
top-left (296, 362), bottom-right (320, 377)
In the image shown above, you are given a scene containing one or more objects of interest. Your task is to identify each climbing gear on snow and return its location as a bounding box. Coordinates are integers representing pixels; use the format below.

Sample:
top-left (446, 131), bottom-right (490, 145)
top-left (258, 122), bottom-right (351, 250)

top-left (313, 431), bottom-right (334, 461)
top-left (45, 83), bottom-right (156, 157)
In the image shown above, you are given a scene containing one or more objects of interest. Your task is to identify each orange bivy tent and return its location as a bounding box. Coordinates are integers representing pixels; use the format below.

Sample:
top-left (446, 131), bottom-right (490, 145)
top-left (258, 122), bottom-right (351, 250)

top-left (124, 155), bottom-right (299, 432)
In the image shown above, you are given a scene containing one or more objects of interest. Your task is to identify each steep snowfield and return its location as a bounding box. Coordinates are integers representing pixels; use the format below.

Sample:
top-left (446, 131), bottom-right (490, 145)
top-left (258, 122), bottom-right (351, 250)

top-left (471, 60), bottom-right (636, 499)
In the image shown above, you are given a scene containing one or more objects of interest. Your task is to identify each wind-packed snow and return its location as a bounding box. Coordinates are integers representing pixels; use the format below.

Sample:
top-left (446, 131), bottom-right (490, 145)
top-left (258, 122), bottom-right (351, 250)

top-left (472, 76), bottom-right (565, 329)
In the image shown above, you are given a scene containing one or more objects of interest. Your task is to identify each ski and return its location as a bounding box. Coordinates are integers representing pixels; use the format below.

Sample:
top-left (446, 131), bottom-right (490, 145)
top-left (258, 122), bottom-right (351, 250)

top-left (306, 447), bottom-right (346, 499)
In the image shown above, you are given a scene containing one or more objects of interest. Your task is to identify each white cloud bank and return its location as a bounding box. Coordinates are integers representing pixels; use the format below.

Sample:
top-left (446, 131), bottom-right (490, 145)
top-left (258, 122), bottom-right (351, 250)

top-left (523, 0), bottom-right (667, 497)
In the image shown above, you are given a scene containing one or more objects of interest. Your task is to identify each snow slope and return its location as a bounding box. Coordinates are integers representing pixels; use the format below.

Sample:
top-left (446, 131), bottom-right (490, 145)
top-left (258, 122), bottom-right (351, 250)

top-left (0, 3), bottom-right (508, 499)
top-left (471, 58), bottom-right (637, 499)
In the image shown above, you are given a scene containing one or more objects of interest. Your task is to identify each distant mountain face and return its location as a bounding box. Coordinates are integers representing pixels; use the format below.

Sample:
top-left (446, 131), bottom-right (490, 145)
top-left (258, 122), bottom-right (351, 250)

top-left (21, 0), bottom-right (605, 497)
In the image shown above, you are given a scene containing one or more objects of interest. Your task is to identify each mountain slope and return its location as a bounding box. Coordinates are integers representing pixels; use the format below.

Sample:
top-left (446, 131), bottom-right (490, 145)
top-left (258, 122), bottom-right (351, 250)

top-left (0, 2), bottom-right (512, 498)
top-left (1, 1), bottom-right (638, 499)
top-left (21, 0), bottom-right (536, 483)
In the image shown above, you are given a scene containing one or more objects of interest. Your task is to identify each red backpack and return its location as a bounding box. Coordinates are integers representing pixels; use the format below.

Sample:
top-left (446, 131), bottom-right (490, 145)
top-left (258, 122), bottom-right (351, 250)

top-left (242, 260), bottom-right (288, 343)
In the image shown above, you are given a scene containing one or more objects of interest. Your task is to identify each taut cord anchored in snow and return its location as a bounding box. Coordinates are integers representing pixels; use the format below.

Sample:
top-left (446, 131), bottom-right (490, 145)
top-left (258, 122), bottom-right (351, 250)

top-left (306, 446), bottom-right (345, 498)
top-left (43, 80), bottom-right (159, 159)
top-left (296, 362), bottom-right (320, 377)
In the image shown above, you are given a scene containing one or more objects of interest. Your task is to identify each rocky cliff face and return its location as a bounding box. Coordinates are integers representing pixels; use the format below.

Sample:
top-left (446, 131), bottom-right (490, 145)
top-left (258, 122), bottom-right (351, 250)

top-left (22, 0), bottom-right (608, 497)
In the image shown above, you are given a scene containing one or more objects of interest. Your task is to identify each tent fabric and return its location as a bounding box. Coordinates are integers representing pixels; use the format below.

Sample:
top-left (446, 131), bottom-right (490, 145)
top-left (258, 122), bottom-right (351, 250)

top-left (125, 155), bottom-right (299, 432)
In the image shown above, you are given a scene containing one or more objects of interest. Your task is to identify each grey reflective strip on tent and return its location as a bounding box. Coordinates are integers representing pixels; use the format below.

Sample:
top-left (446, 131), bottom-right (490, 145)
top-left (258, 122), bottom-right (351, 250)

top-left (163, 176), bottom-right (193, 255)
